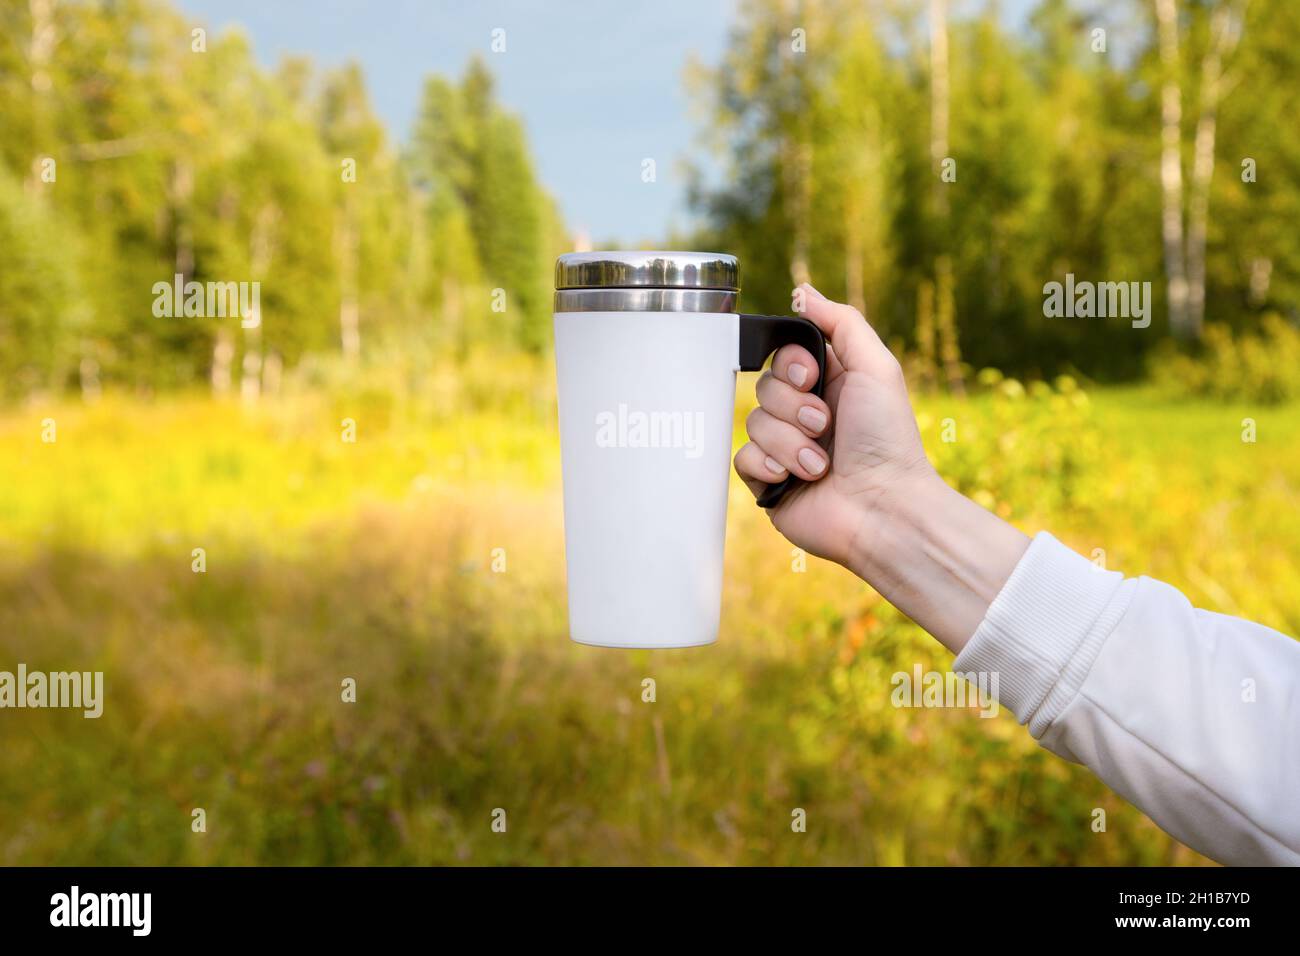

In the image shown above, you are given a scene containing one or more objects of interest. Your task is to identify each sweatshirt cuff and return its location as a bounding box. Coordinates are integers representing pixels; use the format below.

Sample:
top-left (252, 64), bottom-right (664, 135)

top-left (953, 531), bottom-right (1135, 737)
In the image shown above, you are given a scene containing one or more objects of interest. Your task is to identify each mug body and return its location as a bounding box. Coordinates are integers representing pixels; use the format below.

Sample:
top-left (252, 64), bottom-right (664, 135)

top-left (554, 308), bottom-right (738, 648)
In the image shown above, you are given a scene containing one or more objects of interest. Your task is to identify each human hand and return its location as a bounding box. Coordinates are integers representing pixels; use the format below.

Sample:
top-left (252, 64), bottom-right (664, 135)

top-left (734, 283), bottom-right (934, 567)
top-left (734, 283), bottom-right (1029, 652)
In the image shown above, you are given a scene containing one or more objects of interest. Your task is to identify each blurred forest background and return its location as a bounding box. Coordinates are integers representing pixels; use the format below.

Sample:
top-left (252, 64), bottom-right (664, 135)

top-left (1, 0), bottom-right (1298, 865)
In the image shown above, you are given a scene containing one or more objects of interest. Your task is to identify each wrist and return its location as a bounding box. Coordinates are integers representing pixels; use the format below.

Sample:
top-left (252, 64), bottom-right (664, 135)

top-left (846, 469), bottom-right (951, 583)
top-left (845, 471), bottom-right (1030, 654)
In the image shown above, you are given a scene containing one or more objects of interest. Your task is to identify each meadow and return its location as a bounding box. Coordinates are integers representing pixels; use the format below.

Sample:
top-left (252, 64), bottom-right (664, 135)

top-left (1, 367), bottom-right (1297, 865)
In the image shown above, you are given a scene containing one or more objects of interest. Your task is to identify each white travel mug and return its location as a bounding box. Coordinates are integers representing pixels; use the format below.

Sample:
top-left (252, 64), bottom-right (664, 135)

top-left (553, 251), bottom-right (827, 648)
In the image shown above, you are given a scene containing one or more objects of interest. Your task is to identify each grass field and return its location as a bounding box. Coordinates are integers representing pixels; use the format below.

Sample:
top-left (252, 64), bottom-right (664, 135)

top-left (1, 368), bottom-right (1297, 865)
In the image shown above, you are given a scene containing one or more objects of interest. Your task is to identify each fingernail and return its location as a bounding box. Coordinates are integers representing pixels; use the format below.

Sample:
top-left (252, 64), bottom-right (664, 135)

top-left (804, 282), bottom-right (826, 300)
top-left (788, 364), bottom-right (808, 387)
top-left (764, 456), bottom-right (787, 476)
top-left (797, 406), bottom-right (827, 433)
top-left (798, 447), bottom-right (826, 475)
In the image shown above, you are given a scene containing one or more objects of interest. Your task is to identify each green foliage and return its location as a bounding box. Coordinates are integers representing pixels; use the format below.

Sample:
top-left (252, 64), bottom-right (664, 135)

top-left (690, 0), bottom-right (1300, 381)
top-left (926, 371), bottom-right (1101, 521)
top-left (409, 59), bottom-right (557, 354)
top-left (0, 0), bottom-right (562, 394)
top-left (0, 171), bottom-right (84, 395)
top-left (1151, 315), bottom-right (1300, 404)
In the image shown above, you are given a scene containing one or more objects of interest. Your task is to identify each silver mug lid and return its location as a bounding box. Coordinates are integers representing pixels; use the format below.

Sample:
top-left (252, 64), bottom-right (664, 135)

top-left (555, 251), bottom-right (739, 292)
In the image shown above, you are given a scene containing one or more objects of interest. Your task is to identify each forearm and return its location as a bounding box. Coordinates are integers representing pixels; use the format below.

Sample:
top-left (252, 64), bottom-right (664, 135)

top-left (847, 473), bottom-right (1030, 654)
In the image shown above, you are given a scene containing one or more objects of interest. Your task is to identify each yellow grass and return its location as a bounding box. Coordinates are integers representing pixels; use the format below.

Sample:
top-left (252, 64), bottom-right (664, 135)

top-left (0, 371), bottom-right (1296, 864)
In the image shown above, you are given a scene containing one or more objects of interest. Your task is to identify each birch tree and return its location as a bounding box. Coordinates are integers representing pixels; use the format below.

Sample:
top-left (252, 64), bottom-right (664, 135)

top-left (1156, 0), bottom-right (1248, 339)
top-left (1186, 0), bottom-right (1247, 336)
top-left (929, 0), bottom-right (964, 394)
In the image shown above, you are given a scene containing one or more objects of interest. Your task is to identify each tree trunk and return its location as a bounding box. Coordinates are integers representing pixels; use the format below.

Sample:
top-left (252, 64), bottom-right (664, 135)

top-left (442, 277), bottom-right (463, 354)
top-left (261, 351), bottom-right (282, 398)
top-left (211, 329), bottom-right (234, 396)
top-left (79, 354), bottom-right (101, 403)
top-left (929, 0), bottom-right (964, 395)
top-left (28, 0), bottom-right (55, 93)
top-left (27, 0), bottom-right (57, 191)
top-left (936, 256), bottom-right (964, 396)
top-left (211, 186), bottom-right (239, 397)
top-left (782, 0), bottom-right (812, 288)
top-left (783, 138), bottom-right (813, 288)
top-left (240, 327), bottom-right (262, 405)
top-left (1155, 0), bottom-right (1191, 338)
top-left (242, 204), bottom-right (279, 403)
top-left (1186, 0), bottom-right (1247, 337)
top-left (845, 192), bottom-right (866, 317)
top-left (929, 0), bottom-right (950, 215)
top-left (168, 160), bottom-right (195, 277)
top-left (336, 198), bottom-right (361, 362)
top-left (916, 279), bottom-right (937, 392)
top-left (1247, 256), bottom-right (1271, 306)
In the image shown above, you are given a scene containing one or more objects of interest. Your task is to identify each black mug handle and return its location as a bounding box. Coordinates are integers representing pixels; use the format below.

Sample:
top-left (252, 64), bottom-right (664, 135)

top-left (738, 313), bottom-right (828, 509)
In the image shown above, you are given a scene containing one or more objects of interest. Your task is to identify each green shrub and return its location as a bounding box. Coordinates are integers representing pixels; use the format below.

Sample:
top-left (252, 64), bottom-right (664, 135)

top-left (1151, 315), bottom-right (1300, 405)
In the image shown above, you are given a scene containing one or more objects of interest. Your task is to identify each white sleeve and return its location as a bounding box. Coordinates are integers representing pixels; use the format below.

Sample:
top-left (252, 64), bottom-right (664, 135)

top-left (953, 531), bottom-right (1300, 866)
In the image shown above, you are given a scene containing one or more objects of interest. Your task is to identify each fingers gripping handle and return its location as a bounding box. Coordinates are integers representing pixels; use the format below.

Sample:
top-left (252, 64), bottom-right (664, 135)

top-left (738, 314), bottom-right (828, 509)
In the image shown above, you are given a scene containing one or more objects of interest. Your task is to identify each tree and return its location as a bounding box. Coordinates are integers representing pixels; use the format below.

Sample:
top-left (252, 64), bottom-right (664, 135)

top-left (927, 0), bottom-right (965, 394)
top-left (1155, 0), bottom-right (1249, 340)
top-left (0, 169), bottom-right (83, 394)
top-left (409, 58), bottom-right (556, 352)
top-left (318, 62), bottom-right (403, 363)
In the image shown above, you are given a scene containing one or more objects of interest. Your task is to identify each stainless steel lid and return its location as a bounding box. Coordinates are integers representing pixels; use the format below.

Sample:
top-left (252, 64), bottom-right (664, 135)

top-left (555, 251), bottom-right (739, 292)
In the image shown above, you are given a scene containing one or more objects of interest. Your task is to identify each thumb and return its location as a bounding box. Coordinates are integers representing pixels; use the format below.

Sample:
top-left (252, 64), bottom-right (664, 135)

top-left (795, 283), bottom-right (893, 377)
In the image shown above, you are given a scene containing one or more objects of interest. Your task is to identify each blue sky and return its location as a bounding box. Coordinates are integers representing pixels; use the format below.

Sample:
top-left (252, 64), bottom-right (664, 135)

top-left (176, 0), bottom-right (1038, 245)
